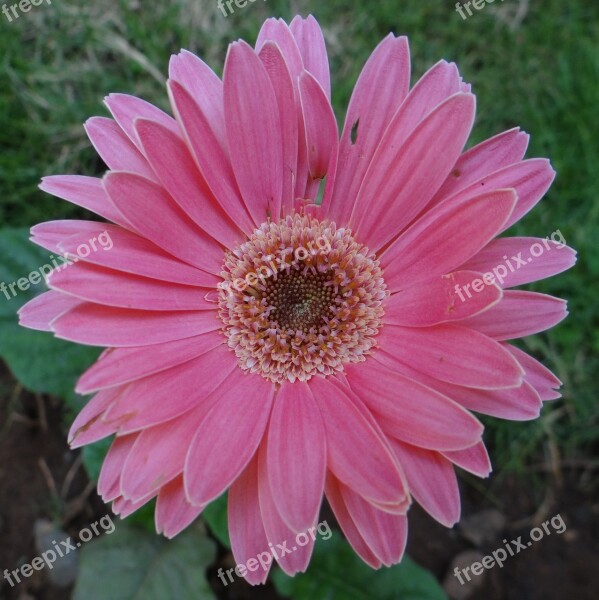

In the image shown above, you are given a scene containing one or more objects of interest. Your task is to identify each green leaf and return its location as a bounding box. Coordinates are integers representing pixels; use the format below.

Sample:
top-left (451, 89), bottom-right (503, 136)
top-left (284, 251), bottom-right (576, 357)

top-left (125, 499), bottom-right (159, 533)
top-left (202, 493), bottom-right (230, 548)
top-left (272, 531), bottom-right (447, 600)
top-left (72, 523), bottom-right (217, 600)
top-left (0, 228), bottom-right (100, 409)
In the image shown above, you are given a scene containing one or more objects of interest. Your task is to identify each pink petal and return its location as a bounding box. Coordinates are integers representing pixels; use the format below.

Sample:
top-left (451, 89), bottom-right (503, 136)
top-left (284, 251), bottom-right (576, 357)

top-left (47, 263), bottom-right (215, 311)
top-left (104, 345), bottom-right (236, 434)
top-left (167, 80), bottom-right (255, 236)
top-left (309, 376), bottom-right (407, 505)
top-left (257, 23), bottom-right (310, 203)
top-left (330, 378), bottom-right (410, 511)
top-left (39, 176), bottom-right (128, 226)
top-left (104, 93), bottom-right (179, 149)
top-left (345, 57), bottom-right (464, 219)
top-left (257, 441), bottom-right (314, 576)
top-left (52, 304), bottom-right (220, 346)
top-left (289, 15), bottom-right (330, 98)
top-left (229, 454), bottom-right (271, 585)
top-left (500, 160), bottom-right (556, 230)
top-left (393, 60), bottom-right (464, 132)
top-left (390, 440), bottom-right (460, 527)
top-left (18, 291), bottom-right (83, 332)
top-left (259, 42), bottom-right (299, 214)
top-left (113, 490), bottom-right (157, 518)
top-left (98, 434), bottom-right (138, 501)
top-left (442, 441), bottom-right (492, 478)
top-left (298, 71), bottom-right (338, 181)
top-left (58, 223), bottom-right (218, 287)
top-left (431, 127), bottom-right (529, 203)
top-left (367, 498), bottom-right (411, 516)
top-left (460, 291), bottom-right (568, 340)
top-left (329, 34), bottom-right (410, 224)
top-left (184, 373), bottom-right (274, 505)
top-left (439, 159), bottom-right (555, 232)
top-left (436, 379), bottom-right (542, 421)
top-left (256, 18), bottom-right (303, 78)
top-left (381, 188), bottom-right (517, 291)
top-left (267, 382), bottom-right (326, 532)
top-left (30, 219), bottom-right (109, 254)
top-left (351, 93), bottom-right (476, 251)
top-left (168, 50), bottom-right (226, 145)
top-left (76, 332), bottom-right (223, 393)
top-left (84, 117), bottom-right (157, 180)
top-left (345, 359), bottom-right (484, 451)
top-left (339, 483), bottom-right (408, 566)
top-left (384, 270), bottom-right (502, 327)
top-left (325, 474), bottom-right (382, 568)
top-left (375, 324), bottom-right (524, 389)
top-left (135, 117), bottom-right (242, 249)
top-left (68, 387), bottom-right (122, 448)
top-left (371, 354), bottom-right (541, 421)
top-left (224, 41), bottom-right (284, 224)
top-left (505, 344), bottom-right (562, 400)
top-left (156, 476), bottom-right (204, 538)
top-left (120, 399), bottom-right (217, 501)
top-left (103, 171), bottom-right (223, 274)
top-left (460, 237), bottom-right (577, 288)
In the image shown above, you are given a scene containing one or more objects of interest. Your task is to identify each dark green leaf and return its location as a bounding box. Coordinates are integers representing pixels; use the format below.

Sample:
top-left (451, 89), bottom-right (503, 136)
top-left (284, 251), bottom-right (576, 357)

top-left (0, 228), bottom-right (100, 409)
top-left (72, 523), bottom-right (217, 600)
top-left (202, 492), bottom-right (230, 548)
top-left (272, 531), bottom-right (447, 600)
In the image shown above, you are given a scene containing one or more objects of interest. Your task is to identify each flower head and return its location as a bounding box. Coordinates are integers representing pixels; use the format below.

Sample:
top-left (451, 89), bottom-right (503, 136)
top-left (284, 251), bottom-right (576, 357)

top-left (20, 15), bottom-right (575, 583)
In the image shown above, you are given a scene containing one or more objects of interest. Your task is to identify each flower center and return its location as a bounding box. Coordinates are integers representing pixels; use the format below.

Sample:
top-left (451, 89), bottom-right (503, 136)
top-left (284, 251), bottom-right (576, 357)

top-left (218, 214), bottom-right (387, 384)
top-left (266, 268), bottom-right (336, 333)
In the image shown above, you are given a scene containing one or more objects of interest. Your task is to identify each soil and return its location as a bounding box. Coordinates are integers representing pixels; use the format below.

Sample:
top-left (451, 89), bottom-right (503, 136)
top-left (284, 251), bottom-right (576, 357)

top-left (0, 365), bottom-right (597, 600)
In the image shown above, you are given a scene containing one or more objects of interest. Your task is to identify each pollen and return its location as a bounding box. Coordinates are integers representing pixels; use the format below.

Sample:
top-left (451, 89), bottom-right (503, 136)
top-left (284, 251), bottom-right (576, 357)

top-left (218, 214), bottom-right (387, 384)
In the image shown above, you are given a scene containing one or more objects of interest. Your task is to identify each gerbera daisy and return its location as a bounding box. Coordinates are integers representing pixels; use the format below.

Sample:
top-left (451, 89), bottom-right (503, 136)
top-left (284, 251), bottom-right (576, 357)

top-left (19, 15), bottom-right (575, 583)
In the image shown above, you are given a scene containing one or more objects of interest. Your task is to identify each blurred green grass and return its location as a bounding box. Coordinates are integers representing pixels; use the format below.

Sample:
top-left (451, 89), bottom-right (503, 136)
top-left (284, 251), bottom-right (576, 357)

top-left (1, 0), bottom-right (597, 471)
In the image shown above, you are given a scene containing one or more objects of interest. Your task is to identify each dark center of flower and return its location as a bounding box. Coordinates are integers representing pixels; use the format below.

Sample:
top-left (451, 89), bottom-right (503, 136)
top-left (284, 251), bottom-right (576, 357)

top-left (265, 269), bottom-right (335, 333)
top-left (218, 214), bottom-right (387, 384)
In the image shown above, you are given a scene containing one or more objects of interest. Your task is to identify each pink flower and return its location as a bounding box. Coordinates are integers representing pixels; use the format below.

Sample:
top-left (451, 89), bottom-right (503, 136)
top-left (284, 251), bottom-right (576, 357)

top-left (20, 15), bottom-right (575, 583)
